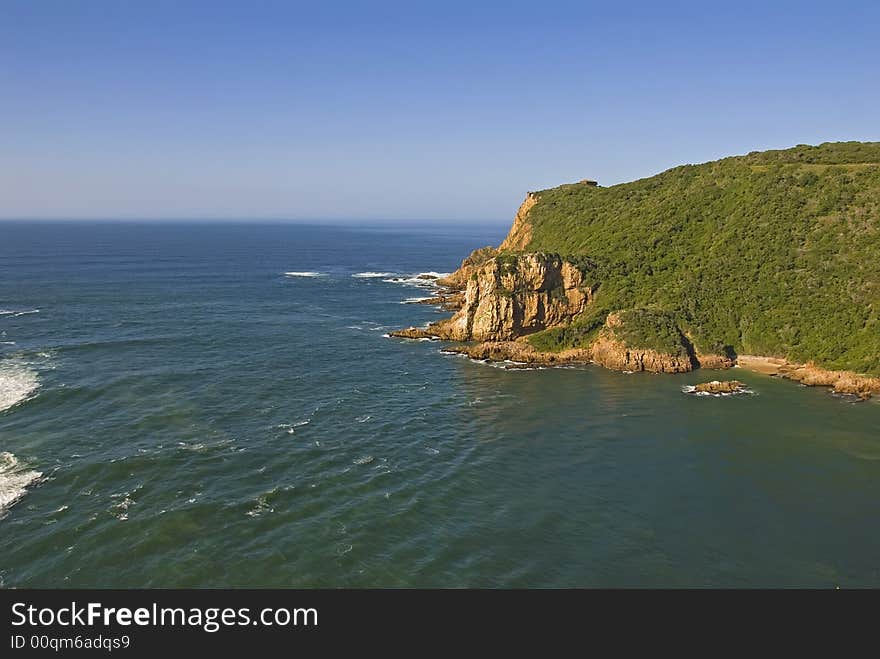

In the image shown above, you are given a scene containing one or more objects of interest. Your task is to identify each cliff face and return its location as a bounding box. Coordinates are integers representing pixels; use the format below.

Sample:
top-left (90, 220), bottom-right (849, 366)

top-left (497, 193), bottom-right (538, 252)
top-left (587, 311), bottom-right (696, 373)
top-left (431, 253), bottom-right (591, 341)
top-left (589, 336), bottom-right (695, 373)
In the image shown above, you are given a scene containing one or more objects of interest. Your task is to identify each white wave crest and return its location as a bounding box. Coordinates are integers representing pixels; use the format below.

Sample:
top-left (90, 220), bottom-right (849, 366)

top-left (278, 419), bottom-right (311, 435)
top-left (0, 363), bottom-right (39, 413)
top-left (283, 271), bottom-right (326, 278)
top-left (0, 309), bottom-right (40, 318)
top-left (681, 384), bottom-right (755, 397)
top-left (352, 272), bottom-right (394, 278)
top-left (0, 452), bottom-right (42, 519)
top-left (382, 272), bottom-right (451, 288)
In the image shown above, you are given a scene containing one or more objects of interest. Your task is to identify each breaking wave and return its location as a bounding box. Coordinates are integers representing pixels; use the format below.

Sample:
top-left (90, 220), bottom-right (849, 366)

top-left (0, 309), bottom-right (40, 318)
top-left (0, 452), bottom-right (42, 520)
top-left (681, 385), bottom-right (755, 397)
top-left (381, 272), bottom-right (450, 288)
top-left (0, 362), bottom-right (39, 413)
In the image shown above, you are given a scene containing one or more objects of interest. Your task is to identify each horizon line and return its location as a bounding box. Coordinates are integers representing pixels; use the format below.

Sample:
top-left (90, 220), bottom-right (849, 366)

top-left (0, 216), bottom-right (512, 224)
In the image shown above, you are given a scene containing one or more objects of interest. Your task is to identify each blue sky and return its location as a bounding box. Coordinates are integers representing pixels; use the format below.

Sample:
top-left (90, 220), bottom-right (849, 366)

top-left (1, 0), bottom-right (878, 220)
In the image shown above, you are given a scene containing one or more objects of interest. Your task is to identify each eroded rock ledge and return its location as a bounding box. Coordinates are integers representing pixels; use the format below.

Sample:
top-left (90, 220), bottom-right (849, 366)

top-left (737, 356), bottom-right (880, 400)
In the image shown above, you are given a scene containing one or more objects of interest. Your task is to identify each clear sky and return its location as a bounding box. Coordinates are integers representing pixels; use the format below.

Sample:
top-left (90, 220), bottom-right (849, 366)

top-left (1, 0), bottom-right (878, 221)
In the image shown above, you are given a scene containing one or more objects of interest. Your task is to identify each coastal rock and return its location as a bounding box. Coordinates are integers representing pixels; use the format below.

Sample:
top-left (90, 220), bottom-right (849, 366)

top-left (780, 363), bottom-right (880, 400)
top-left (694, 380), bottom-right (745, 394)
top-left (405, 292), bottom-right (465, 310)
top-left (443, 340), bottom-right (591, 365)
top-left (429, 253), bottom-right (591, 342)
top-left (589, 311), bottom-right (695, 373)
top-left (437, 246), bottom-right (498, 290)
top-left (590, 334), bottom-right (694, 373)
top-left (736, 356), bottom-right (880, 400)
top-left (388, 327), bottom-right (437, 340)
top-left (695, 352), bottom-right (736, 369)
top-left (498, 193), bottom-right (539, 252)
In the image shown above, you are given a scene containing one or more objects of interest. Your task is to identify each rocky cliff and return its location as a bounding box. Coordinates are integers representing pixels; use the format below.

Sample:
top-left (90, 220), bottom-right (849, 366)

top-left (392, 253), bottom-right (723, 374)
top-left (497, 193), bottom-right (538, 252)
top-left (589, 312), bottom-right (696, 373)
top-left (427, 253), bottom-right (591, 342)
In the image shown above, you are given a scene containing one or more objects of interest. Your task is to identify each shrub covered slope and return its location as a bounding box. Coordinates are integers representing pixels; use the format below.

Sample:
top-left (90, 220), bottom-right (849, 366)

top-left (518, 142), bottom-right (880, 374)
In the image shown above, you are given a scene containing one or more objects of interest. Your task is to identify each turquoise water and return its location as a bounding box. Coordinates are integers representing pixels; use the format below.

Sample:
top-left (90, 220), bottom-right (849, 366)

top-left (1, 222), bottom-right (879, 588)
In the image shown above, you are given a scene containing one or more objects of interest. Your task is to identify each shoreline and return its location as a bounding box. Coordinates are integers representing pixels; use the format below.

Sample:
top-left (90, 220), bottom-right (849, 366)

top-left (390, 329), bottom-right (880, 400)
top-left (736, 355), bottom-right (880, 400)
top-left (390, 269), bottom-right (879, 401)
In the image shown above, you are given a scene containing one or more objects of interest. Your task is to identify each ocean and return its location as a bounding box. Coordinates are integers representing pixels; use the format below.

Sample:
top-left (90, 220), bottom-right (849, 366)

top-left (1, 221), bottom-right (879, 587)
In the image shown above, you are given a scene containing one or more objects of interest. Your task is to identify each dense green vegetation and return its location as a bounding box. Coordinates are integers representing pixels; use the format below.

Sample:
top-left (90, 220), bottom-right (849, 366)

top-left (518, 142), bottom-right (880, 374)
top-left (608, 309), bottom-right (690, 357)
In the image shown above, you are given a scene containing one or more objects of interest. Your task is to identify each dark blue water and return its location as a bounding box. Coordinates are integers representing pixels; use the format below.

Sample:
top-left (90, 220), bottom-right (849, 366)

top-left (1, 221), bottom-right (879, 587)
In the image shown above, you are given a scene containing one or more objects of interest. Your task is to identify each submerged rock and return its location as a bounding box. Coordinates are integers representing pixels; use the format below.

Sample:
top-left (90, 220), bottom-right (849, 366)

top-left (405, 292), bottom-right (465, 311)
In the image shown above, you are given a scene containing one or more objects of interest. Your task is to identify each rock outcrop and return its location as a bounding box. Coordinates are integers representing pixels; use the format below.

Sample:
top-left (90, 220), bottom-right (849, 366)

top-left (389, 327), bottom-right (437, 340)
top-left (429, 253), bottom-right (591, 342)
top-left (737, 356), bottom-right (880, 400)
top-left (694, 380), bottom-right (746, 394)
top-left (693, 352), bottom-right (736, 370)
top-left (498, 193), bottom-right (539, 252)
top-left (589, 336), bottom-right (694, 373)
top-left (442, 341), bottom-right (592, 364)
top-left (436, 246), bottom-right (498, 290)
top-left (588, 311), bottom-right (696, 373)
top-left (405, 292), bottom-right (465, 311)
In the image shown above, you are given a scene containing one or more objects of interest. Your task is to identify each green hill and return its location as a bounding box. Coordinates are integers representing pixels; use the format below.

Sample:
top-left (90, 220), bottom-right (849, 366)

top-left (513, 142), bottom-right (880, 375)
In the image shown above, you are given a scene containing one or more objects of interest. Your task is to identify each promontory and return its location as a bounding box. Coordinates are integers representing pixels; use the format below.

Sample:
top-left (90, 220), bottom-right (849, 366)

top-left (392, 142), bottom-right (880, 399)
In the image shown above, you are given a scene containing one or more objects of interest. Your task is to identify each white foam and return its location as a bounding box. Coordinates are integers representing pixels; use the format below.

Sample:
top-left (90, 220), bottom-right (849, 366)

top-left (278, 419), bottom-right (310, 435)
top-left (401, 297), bottom-right (435, 304)
top-left (681, 384), bottom-right (755, 397)
top-left (246, 493), bottom-right (274, 518)
top-left (381, 272), bottom-right (451, 288)
top-left (0, 309), bottom-right (40, 318)
top-left (283, 272), bottom-right (325, 278)
top-left (0, 452), bottom-right (42, 519)
top-left (352, 272), bottom-right (394, 278)
top-left (0, 363), bottom-right (39, 413)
